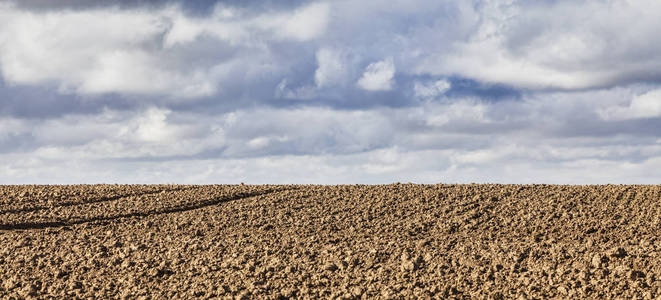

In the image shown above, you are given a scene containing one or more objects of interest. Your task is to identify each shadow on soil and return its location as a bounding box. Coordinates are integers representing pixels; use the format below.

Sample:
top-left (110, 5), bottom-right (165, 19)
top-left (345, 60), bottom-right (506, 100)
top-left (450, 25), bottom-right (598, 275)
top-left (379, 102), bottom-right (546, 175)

top-left (0, 186), bottom-right (203, 215)
top-left (0, 187), bottom-right (295, 231)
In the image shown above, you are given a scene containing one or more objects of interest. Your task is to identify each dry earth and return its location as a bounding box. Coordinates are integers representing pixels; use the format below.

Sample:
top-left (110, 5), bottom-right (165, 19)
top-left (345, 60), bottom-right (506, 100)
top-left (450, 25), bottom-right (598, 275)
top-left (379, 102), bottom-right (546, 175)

top-left (0, 184), bottom-right (660, 299)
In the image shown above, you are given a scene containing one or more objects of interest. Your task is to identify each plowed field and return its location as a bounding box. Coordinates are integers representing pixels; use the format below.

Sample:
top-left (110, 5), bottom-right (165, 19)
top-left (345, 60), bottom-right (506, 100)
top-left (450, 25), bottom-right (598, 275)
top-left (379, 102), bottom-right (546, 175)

top-left (1, 184), bottom-right (660, 299)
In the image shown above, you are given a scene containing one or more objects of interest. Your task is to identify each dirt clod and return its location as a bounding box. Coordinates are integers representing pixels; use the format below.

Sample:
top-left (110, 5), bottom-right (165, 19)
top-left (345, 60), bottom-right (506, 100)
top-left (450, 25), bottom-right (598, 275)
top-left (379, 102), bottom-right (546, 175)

top-left (591, 254), bottom-right (603, 268)
top-left (609, 247), bottom-right (627, 258)
top-left (323, 262), bottom-right (338, 272)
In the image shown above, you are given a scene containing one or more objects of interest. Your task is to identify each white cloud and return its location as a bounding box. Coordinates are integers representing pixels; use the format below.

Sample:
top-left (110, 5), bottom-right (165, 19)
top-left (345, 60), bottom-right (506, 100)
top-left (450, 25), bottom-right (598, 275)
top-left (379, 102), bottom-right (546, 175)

top-left (71, 50), bottom-right (216, 98)
top-left (4, 143), bottom-right (661, 184)
top-left (599, 89), bottom-right (661, 121)
top-left (277, 46), bottom-right (349, 99)
top-left (0, 2), bottom-right (330, 98)
top-left (133, 107), bottom-right (177, 143)
top-left (357, 57), bottom-right (395, 91)
top-left (274, 79), bottom-right (318, 100)
top-left (314, 48), bottom-right (346, 88)
top-left (4, 85), bottom-right (661, 183)
top-left (274, 2), bottom-right (330, 41)
top-left (164, 2), bottom-right (330, 46)
top-left (3, 0), bottom-right (660, 99)
top-left (412, 0), bottom-right (661, 90)
top-left (424, 100), bottom-right (489, 127)
top-left (0, 5), bottom-right (168, 84)
top-left (413, 79), bottom-right (451, 99)
top-left (22, 107), bottom-right (225, 159)
top-left (247, 136), bottom-right (290, 150)
top-left (247, 137), bottom-right (271, 149)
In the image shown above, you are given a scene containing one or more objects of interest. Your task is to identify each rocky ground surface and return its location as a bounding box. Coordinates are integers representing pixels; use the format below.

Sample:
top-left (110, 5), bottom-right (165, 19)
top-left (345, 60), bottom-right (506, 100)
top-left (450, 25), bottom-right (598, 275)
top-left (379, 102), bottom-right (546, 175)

top-left (0, 184), bottom-right (660, 299)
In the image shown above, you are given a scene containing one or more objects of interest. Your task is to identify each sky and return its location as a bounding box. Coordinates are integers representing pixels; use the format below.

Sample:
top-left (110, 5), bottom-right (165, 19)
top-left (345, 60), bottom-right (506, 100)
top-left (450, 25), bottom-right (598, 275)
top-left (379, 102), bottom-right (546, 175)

top-left (1, 0), bottom-right (661, 184)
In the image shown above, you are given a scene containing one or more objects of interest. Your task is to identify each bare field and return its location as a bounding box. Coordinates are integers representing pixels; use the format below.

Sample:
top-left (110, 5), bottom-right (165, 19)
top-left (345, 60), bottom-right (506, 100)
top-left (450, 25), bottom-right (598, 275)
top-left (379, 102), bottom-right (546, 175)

top-left (1, 184), bottom-right (660, 299)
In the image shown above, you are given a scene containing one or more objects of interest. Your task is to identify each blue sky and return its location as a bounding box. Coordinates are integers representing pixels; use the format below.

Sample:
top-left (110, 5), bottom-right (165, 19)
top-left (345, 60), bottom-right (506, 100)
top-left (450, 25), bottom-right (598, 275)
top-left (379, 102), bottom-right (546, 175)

top-left (1, 0), bottom-right (661, 184)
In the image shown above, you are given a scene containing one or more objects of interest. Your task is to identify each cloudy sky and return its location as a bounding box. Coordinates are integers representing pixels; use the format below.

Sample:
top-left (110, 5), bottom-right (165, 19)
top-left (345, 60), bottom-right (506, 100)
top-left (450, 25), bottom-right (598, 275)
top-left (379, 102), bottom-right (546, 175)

top-left (1, 0), bottom-right (660, 184)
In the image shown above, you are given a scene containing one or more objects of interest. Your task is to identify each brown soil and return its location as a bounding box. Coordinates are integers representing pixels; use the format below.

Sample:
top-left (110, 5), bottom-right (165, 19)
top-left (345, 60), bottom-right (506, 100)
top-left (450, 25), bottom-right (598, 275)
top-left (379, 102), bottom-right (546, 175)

top-left (1, 184), bottom-right (660, 299)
